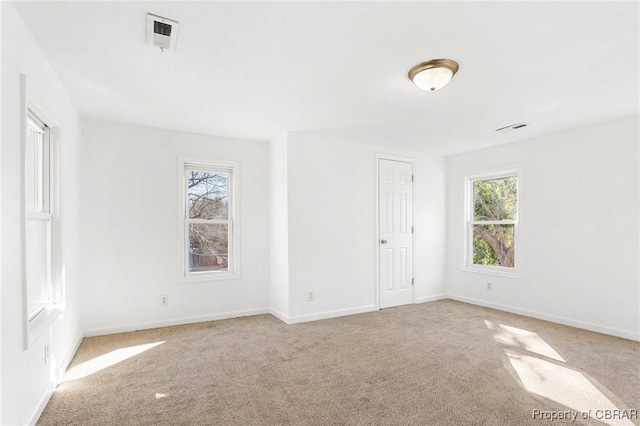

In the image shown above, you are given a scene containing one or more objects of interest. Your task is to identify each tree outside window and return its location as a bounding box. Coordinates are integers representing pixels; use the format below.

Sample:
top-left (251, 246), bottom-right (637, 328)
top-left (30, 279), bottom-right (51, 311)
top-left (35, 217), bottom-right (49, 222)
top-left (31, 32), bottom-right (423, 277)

top-left (183, 165), bottom-right (235, 277)
top-left (468, 173), bottom-right (518, 270)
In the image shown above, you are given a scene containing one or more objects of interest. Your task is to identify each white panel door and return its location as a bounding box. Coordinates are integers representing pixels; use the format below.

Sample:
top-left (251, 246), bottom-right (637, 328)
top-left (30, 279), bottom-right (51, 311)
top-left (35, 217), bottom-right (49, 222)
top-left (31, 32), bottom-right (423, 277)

top-left (378, 159), bottom-right (414, 309)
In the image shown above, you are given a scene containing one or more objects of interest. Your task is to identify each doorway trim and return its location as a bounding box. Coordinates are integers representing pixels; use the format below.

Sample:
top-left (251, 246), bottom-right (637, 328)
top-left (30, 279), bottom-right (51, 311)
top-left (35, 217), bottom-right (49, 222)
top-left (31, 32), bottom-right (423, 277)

top-left (375, 153), bottom-right (416, 310)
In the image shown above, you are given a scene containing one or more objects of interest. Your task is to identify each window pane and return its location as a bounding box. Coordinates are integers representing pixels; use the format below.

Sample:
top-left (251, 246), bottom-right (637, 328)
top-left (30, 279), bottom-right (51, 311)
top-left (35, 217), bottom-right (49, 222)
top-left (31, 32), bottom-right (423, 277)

top-left (472, 224), bottom-right (515, 268)
top-left (473, 176), bottom-right (517, 221)
top-left (26, 118), bottom-right (45, 212)
top-left (187, 170), bottom-right (229, 220)
top-left (188, 223), bottom-right (229, 273)
top-left (26, 218), bottom-right (50, 317)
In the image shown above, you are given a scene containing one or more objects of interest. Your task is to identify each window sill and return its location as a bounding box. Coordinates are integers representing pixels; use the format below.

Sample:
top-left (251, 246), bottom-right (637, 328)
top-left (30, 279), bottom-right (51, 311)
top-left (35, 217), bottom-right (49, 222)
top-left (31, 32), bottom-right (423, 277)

top-left (462, 266), bottom-right (522, 279)
top-left (27, 303), bottom-right (63, 349)
top-left (180, 271), bottom-right (240, 284)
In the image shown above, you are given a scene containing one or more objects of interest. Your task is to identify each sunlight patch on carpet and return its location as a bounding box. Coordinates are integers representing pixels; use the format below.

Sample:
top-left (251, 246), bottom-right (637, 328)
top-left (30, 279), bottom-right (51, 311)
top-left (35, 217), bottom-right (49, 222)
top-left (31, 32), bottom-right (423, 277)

top-left (61, 342), bottom-right (165, 383)
top-left (484, 320), bottom-right (565, 362)
top-left (506, 351), bottom-right (633, 426)
top-left (486, 320), bottom-right (633, 426)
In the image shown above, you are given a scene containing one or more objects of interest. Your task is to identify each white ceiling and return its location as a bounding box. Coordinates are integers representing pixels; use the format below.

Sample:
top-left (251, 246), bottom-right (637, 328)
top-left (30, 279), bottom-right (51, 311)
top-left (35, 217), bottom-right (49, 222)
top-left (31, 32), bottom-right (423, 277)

top-left (13, 1), bottom-right (640, 155)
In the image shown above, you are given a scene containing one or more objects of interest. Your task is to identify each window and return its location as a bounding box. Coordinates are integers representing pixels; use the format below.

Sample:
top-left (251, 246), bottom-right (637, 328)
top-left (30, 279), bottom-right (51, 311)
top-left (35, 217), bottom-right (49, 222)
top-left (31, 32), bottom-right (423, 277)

top-left (24, 105), bottom-right (63, 348)
top-left (181, 161), bottom-right (237, 279)
top-left (466, 171), bottom-right (519, 273)
top-left (21, 76), bottom-right (64, 348)
top-left (25, 111), bottom-right (53, 320)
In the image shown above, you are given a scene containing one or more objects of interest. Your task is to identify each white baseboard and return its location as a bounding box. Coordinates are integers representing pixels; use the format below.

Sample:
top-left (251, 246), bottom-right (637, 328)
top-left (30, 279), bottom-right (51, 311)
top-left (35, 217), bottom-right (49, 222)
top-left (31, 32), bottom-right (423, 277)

top-left (273, 304), bottom-right (378, 324)
top-left (28, 382), bottom-right (54, 426)
top-left (416, 294), bottom-right (448, 303)
top-left (269, 308), bottom-right (290, 324)
top-left (28, 332), bottom-right (84, 426)
top-left (55, 332), bottom-right (84, 385)
top-left (448, 294), bottom-right (640, 342)
top-left (84, 308), bottom-right (271, 337)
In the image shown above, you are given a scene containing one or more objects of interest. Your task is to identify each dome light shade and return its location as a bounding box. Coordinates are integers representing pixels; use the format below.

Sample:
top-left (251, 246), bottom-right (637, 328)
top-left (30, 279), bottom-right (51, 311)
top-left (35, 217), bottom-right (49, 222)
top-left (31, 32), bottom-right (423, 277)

top-left (408, 59), bottom-right (459, 91)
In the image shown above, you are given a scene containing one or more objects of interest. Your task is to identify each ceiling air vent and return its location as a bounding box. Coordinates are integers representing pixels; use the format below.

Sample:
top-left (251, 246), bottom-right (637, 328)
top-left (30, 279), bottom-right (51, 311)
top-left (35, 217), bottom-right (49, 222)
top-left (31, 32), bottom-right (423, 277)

top-left (147, 14), bottom-right (179, 51)
top-left (495, 122), bottom-right (527, 133)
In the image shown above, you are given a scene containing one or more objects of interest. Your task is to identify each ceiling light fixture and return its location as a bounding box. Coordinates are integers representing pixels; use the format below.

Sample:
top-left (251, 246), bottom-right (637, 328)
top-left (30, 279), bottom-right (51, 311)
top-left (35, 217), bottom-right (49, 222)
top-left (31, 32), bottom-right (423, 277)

top-left (408, 59), bottom-right (459, 92)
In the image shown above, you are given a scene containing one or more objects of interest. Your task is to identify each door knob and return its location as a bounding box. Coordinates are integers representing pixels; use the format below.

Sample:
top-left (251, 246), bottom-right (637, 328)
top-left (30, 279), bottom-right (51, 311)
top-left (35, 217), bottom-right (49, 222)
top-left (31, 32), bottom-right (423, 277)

top-left (380, 239), bottom-right (388, 244)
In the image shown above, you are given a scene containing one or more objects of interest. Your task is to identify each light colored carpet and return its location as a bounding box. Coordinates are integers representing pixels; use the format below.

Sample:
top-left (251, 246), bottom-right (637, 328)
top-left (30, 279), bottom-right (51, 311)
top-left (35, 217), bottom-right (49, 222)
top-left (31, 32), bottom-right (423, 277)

top-left (38, 300), bottom-right (639, 425)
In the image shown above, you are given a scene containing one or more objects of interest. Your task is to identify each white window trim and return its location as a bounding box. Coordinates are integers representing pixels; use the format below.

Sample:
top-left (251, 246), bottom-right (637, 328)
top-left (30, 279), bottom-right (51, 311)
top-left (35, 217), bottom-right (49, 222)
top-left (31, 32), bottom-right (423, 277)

top-left (26, 114), bottom-right (52, 321)
top-left (22, 74), bottom-right (64, 349)
top-left (463, 167), bottom-right (521, 278)
top-left (178, 158), bottom-right (240, 283)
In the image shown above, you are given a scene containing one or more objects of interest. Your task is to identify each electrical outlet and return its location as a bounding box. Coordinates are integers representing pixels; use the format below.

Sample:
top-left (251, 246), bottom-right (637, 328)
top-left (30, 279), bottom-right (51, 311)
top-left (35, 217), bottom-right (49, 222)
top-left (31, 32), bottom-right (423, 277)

top-left (44, 344), bottom-right (50, 365)
top-left (487, 282), bottom-right (492, 291)
top-left (160, 294), bottom-right (169, 306)
top-left (307, 291), bottom-right (314, 301)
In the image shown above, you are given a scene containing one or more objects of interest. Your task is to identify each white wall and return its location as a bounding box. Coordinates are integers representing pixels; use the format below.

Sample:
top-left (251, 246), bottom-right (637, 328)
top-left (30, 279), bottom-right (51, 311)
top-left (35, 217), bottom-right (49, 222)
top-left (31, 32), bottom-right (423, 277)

top-left (0, 3), bottom-right (4, 422)
top-left (1, 3), bottom-right (83, 424)
top-left (415, 154), bottom-right (447, 302)
top-left (445, 116), bottom-right (640, 340)
top-left (268, 133), bottom-right (290, 318)
top-left (282, 131), bottom-right (446, 321)
top-left (80, 120), bottom-right (270, 334)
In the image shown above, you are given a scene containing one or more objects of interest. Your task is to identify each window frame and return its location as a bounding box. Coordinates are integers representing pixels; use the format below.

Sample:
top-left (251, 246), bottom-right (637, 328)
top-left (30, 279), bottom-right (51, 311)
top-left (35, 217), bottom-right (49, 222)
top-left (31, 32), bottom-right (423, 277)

top-left (463, 168), bottom-right (520, 277)
top-left (178, 158), bottom-right (240, 282)
top-left (22, 75), bottom-right (64, 349)
top-left (25, 111), bottom-right (53, 321)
